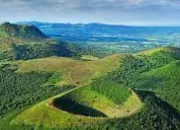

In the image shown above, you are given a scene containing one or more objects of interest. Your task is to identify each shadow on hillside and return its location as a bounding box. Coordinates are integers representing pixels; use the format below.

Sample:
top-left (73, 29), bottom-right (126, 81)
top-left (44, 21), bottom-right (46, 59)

top-left (53, 97), bottom-right (107, 117)
top-left (135, 90), bottom-right (180, 119)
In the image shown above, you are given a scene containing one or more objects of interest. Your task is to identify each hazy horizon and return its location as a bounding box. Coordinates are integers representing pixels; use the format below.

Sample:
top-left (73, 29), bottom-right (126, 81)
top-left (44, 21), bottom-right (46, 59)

top-left (0, 21), bottom-right (179, 27)
top-left (19, 21), bottom-right (180, 27)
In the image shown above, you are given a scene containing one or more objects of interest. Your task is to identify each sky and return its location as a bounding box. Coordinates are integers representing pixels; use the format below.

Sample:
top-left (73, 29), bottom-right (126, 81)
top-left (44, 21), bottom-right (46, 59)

top-left (0, 0), bottom-right (180, 26)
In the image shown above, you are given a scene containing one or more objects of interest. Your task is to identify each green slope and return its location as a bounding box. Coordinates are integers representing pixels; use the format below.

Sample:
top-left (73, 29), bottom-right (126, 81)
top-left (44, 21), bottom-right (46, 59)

top-left (17, 54), bottom-right (122, 86)
top-left (0, 23), bottom-right (79, 61)
top-left (11, 80), bottom-right (142, 129)
top-left (106, 47), bottom-right (180, 110)
top-left (138, 61), bottom-right (180, 111)
top-left (108, 46), bottom-right (180, 87)
top-left (0, 22), bottom-right (48, 40)
top-left (0, 38), bottom-right (77, 61)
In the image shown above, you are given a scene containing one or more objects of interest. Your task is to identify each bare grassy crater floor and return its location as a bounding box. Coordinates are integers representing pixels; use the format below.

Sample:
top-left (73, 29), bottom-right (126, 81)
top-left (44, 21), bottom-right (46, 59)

top-left (53, 97), bottom-right (108, 117)
top-left (52, 86), bottom-right (143, 118)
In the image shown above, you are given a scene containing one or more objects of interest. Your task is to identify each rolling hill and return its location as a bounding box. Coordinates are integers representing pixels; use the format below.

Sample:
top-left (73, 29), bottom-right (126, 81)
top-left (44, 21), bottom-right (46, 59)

top-left (16, 54), bottom-right (122, 87)
top-left (0, 22), bottom-right (79, 61)
top-left (0, 22), bottom-right (48, 40)
top-left (17, 21), bottom-right (180, 38)
top-left (0, 46), bottom-right (180, 130)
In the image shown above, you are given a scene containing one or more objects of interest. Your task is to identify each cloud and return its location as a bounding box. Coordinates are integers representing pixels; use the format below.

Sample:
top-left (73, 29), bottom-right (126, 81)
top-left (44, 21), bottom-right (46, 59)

top-left (0, 0), bottom-right (180, 25)
top-left (0, 0), bottom-right (179, 8)
top-left (0, 0), bottom-right (179, 11)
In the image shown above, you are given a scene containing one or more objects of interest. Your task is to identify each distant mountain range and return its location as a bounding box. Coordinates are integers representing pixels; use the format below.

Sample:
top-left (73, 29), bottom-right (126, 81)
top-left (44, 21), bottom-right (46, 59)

top-left (17, 21), bottom-right (180, 38)
top-left (15, 21), bottom-right (180, 57)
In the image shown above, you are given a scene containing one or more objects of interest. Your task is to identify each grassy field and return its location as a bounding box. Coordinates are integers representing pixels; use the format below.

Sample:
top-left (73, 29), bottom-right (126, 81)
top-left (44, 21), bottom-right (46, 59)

top-left (17, 54), bottom-right (123, 87)
top-left (81, 55), bottom-right (99, 61)
top-left (136, 47), bottom-right (168, 55)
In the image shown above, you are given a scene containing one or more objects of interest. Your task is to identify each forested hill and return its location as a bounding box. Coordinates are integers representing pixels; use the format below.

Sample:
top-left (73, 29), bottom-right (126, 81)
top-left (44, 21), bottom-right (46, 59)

top-left (0, 22), bottom-right (48, 40)
top-left (0, 22), bottom-right (79, 60)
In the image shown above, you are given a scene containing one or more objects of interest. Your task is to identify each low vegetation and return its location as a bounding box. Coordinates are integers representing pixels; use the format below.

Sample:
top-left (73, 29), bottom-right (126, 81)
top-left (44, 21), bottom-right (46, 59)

top-left (17, 54), bottom-right (122, 86)
top-left (0, 64), bottom-right (73, 119)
